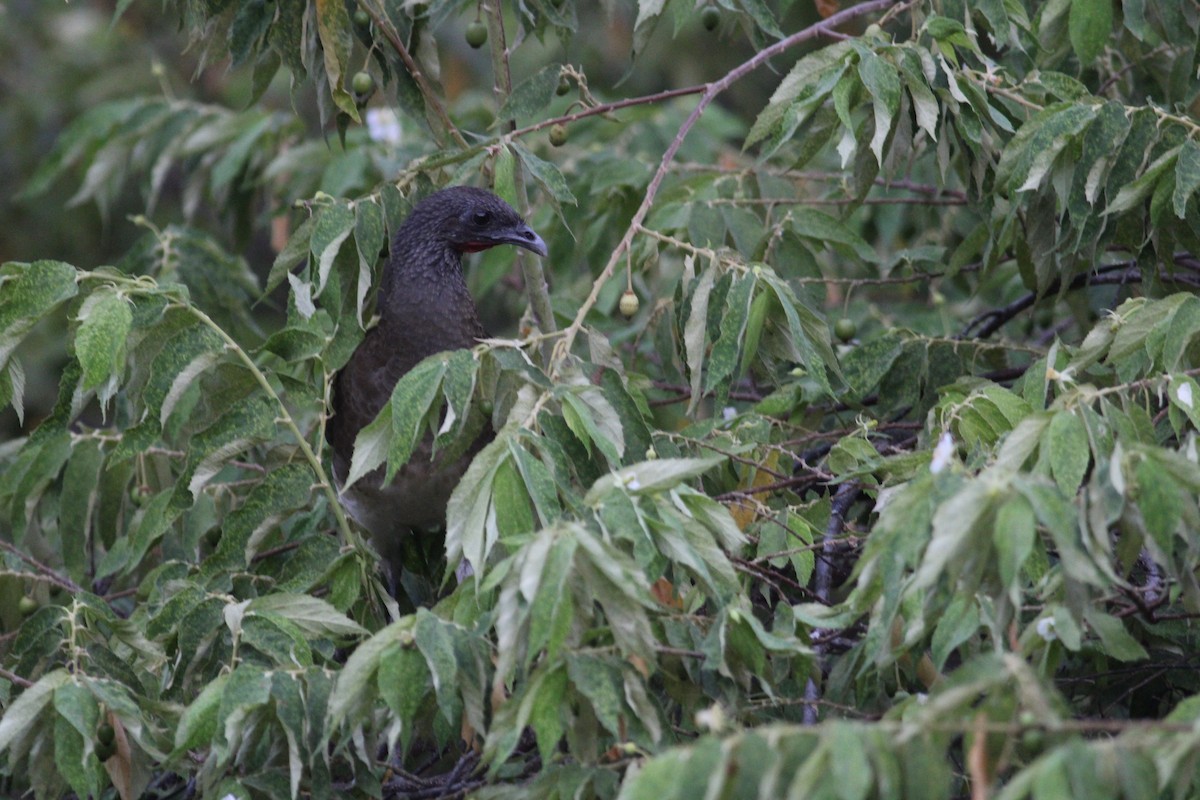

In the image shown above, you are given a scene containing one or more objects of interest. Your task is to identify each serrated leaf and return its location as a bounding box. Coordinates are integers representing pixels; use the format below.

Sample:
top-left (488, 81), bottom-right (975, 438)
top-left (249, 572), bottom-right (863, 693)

top-left (445, 433), bottom-right (510, 574)
top-left (1083, 608), bottom-right (1148, 662)
top-left (315, 0), bottom-right (358, 120)
top-left (309, 202), bottom-right (356, 296)
top-left (996, 103), bottom-right (1097, 194)
top-left (511, 142), bottom-right (576, 207)
top-left (1104, 145), bottom-right (1181, 216)
top-left (266, 214), bottom-right (316, 295)
top-left (704, 274), bottom-right (754, 395)
top-left (0, 668), bottom-right (71, 755)
top-left (173, 673), bottom-right (229, 753)
top-left (181, 395), bottom-right (277, 501)
top-left (378, 642), bottom-right (429, 737)
top-left (585, 456), bottom-right (725, 505)
top-left (59, 438), bottom-right (104, 584)
top-left (1069, 0), bottom-right (1113, 64)
top-left (386, 353), bottom-right (451, 482)
top-left (353, 199), bottom-right (384, 325)
top-left (0, 260), bottom-right (79, 370)
top-left (498, 64), bottom-right (561, 123)
top-left (1172, 138), bottom-right (1200, 218)
top-left (858, 50), bottom-right (901, 165)
top-left (414, 609), bottom-right (461, 728)
top-left (247, 594), bottom-right (367, 638)
top-left (74, 289), bottom-right (132, 391)
top-left (993, 495), bottom-right (1035, 587)
top-left (1047, 409), bottom-right (1090, 495)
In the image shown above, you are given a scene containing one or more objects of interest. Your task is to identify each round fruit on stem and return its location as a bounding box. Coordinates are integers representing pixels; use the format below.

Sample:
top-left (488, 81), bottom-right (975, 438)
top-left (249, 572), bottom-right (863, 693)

top-left (834, 317), bottom-right (857, 342)
top-left (701, 6), bottom-right (720, 30)
top-left (466, 20), bottom-right (488, 48)
top-left (549, 123), bottom-right (568, 147)
top-left (619, 290), bottom-right (640, 318)
top-left (352, 71), bottom-right (375, 96)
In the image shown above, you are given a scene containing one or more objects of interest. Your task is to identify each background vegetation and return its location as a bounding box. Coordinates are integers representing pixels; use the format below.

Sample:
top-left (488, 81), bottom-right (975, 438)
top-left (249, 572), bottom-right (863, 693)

top-left (3, 0), bottom-right (1200, 797)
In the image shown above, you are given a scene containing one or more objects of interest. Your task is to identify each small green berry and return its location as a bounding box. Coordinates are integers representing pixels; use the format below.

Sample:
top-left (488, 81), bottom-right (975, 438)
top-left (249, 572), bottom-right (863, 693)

top-left (701, 6), bottom-right (720, 31)
top-left (548, 123), bottom-right (568, 147)
top-left (556, 76), bottom-right (571, 96)
top-left (352, 71), bottom-right (375, 96)
top-left (95, 739), bottom-right (116, 762)
top-left (353, 9), bottom-right (371, 27)
top-left (466, 20), bottom-right (488, 48)
top-left (97, 722), bottom-right (116, 747)
top-left (834, 318), bottom-right (857, 342)
top-left (18, 596), bottom-right (38, 616)
top-left (619, 290), bottom-right (640, 318)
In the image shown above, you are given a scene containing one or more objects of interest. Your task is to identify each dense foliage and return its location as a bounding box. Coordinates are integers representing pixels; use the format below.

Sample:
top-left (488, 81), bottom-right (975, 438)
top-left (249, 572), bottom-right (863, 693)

top-left (3, 0), bottom-right (1200, 797)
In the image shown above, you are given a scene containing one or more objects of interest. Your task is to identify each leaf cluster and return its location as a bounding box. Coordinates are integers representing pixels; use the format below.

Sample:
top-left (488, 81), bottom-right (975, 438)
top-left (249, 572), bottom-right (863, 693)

top-left (4, 1), bottom-right (1200, 798)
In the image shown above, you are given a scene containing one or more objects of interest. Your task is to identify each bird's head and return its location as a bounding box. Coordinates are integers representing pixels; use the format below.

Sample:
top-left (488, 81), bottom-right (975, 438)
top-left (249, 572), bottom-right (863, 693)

top-left (406, 186), bottom-right (547, 259)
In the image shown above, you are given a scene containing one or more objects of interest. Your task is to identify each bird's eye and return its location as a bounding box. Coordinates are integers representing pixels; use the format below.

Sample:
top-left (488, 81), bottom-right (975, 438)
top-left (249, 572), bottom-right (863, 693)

top-left (473, 210), bottom-right (491, 225)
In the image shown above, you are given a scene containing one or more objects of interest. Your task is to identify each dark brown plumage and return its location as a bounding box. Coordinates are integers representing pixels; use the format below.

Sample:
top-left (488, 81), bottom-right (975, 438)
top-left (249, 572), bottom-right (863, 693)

top-left (326, 186), bottom-right (546, 596)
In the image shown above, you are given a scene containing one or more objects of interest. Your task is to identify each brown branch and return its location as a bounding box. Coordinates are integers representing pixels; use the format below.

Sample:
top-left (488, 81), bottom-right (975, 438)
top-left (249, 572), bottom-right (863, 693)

top-left (0, 540), bottom-right (83, 594)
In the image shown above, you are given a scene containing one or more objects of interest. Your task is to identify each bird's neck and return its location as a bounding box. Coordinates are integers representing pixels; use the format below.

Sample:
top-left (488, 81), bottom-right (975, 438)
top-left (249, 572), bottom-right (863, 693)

top-left (377, 242), bottom-right (483, 351)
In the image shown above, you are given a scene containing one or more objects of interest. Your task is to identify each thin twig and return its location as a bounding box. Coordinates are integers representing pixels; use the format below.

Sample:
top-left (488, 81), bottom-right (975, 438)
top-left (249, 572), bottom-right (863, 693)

top-left (0, 539), bottom-right (83, 594)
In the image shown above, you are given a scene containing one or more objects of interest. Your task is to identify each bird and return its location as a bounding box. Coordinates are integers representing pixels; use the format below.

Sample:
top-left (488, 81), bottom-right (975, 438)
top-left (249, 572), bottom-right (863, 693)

top-left (325, 186), bottom-right (547, 600)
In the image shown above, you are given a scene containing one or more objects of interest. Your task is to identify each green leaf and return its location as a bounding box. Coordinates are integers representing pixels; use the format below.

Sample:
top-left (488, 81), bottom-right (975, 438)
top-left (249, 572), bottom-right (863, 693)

top-left (1069, 0), bottom-right (1113, 64)
top-left (498, 64), bottom-right (561, 123)
top-left (74, 289), bottom-right (132, 391)
top-left (1172, 138), bottom-right (1200, 218)
top-left (559, 387), bottom-right (624, 466)
top-left (353, 199), bottom-right (385, 324)
top-left (994, 495), bottom-right (1036, 587)
top-left (0, 668), bottom-right (71, 756)
top-left (631, 0), bottom-right (667, 58)
top-left (1083, 608), bottom-right (1148, 662)
top-left (1046, 409), bottom-right (1090, 495)
top-left (414, 609), bottom-right (462, 728)
top-left (585, 456), bottom-right (725, 505)
top-left (511, 142), bottom-right (577, 207)
top-left (567, 654), bottom-right (626, 740)
top-left (246, 593), bottom-right (367, 638)
top-left (683, 264), bottom-right (716, 414)
top-left (858, 50), bottom-right (901, 166)
top-left (1105, 145), bottom-right (1182, 216)
top-left (266, 214), bottom-right (316, 295)
top-left (386, 353), bottom-right (451, 482)
top-left (930, 595), bottom-right (979, 670)
top-left (174, 673), bottom-right (229, 753)
top-left (314, 0), bottom-right (358, 120)
top-left (996, 103), bottom-right (1098, 194)
top-left (378, 642), bottom-right (430, 739)
top-left (1134, 457), bottom-right (1182, 550)
top-left (309, 201), bottom-right (356, 296)
top-left (59, 438), bottom-right (104, 584)
top-left (445, 433), bottom-right (510, 574)
top-left (0, 261), bottom-right (79, 370)
top-left (207, 463), bottom-right (315, 570)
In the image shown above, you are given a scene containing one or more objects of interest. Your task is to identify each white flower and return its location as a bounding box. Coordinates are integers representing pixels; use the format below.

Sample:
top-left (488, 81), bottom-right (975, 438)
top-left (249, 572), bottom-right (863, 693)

top-left (1035, 617), bottom-right (1057, 641)
top-left (365, 108), bottom-right (402, 145)
top-left (930, 432), bottom-right (954, 474)
top-left (1175, 380), bottom-right (1194, 409)
top-left (722, 406), bottom-right (737, 421)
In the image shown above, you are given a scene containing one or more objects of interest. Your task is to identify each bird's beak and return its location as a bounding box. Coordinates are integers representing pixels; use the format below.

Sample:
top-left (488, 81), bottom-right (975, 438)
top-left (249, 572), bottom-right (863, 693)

top-left (497, 223), bottom-right (548, 258)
